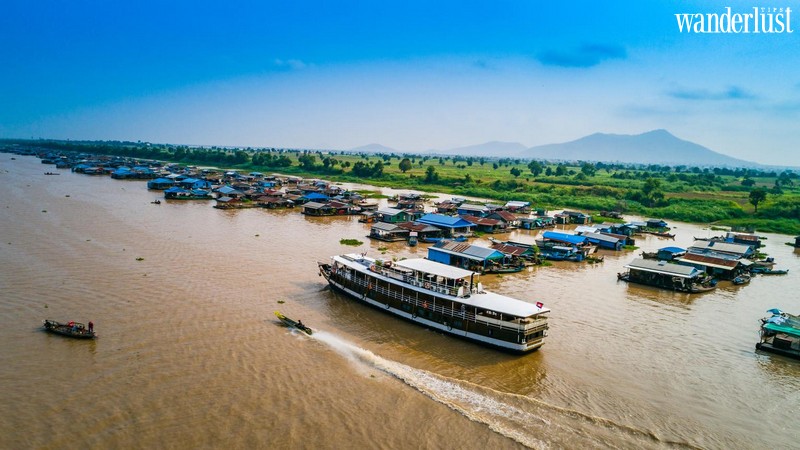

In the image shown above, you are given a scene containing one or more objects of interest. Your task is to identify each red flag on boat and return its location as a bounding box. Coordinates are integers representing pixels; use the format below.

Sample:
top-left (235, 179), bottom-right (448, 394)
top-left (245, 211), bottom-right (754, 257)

top-left (535, 302), bottom-right (544, 308)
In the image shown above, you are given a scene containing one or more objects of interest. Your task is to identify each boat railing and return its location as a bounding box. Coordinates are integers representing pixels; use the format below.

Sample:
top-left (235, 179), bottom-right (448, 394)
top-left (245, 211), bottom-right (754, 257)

top-left (344, 275), bottom-right (545, 332)
top-left (370, 263), bottom-right (470, 297)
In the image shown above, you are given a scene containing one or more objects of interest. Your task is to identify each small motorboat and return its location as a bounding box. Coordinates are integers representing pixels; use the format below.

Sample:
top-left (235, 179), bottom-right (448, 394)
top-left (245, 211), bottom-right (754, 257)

top-left (42, 319), bottom-right (96, 339)
top-left (752, 267), bottom-right (788, 275)
top-left (274, 311), bottom-right (312, 335)
top-left (733, 274), bottom-right (751, 285)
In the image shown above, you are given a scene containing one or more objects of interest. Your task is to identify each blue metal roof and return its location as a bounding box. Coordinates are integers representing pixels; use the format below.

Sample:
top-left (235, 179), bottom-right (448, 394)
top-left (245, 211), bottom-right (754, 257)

top-left (659, 246), bottom-right (686, 253)
top-left (416, 213), bottom-right (475, 229)
top-left (542, 231), bottom-right (586, 245)
top-left (303, 192), bottom-right (329, 200)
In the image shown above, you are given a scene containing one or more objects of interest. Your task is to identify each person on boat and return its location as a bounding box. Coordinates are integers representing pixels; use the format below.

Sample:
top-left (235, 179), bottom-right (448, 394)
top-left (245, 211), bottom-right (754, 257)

top-left (88, 321), bottom-right (94, 332)
top-left (297, 320), bottom-right (304, 328)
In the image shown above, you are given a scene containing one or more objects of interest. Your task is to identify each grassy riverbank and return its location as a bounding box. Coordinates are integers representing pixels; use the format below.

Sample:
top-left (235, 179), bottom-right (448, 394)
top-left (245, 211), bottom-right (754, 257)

top-left (5, 139), bottom-right (800, 235)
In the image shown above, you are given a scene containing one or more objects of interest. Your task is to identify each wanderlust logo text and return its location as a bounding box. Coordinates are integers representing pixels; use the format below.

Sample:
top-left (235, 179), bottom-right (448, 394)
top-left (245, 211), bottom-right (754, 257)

top-left (676, 7), bottom-right (793, 33)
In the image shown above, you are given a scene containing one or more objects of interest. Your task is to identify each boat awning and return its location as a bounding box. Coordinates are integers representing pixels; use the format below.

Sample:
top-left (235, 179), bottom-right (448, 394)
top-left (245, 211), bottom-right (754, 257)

top-left (763, 322), bottom-right (800, 338)
top-left (394, 258), bottom-right (475, 280)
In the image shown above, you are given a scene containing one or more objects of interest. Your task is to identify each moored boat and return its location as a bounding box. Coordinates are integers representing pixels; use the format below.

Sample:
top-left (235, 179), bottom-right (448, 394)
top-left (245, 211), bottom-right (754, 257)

top-left (617, 258), bottom-right (717, 293)
top-left (274, 311), bottom-right (313, 335)
top-left (42, 319), bottom-right (96, 339)
top-left (757, 309), bottom-right (800, 360)
top-left (752, 267), bottom-right (788, 275)
top-left (318, 254), bottom-right (549, 353)
top-left (484, 264), bottom-right (525, 274)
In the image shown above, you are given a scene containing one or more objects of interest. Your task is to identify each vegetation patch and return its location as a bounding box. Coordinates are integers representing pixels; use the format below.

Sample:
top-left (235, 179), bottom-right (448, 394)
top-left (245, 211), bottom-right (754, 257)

top-left (340, 239), bottom-right (364, 246)
top-left (10, 139), bottom-right (800, 235)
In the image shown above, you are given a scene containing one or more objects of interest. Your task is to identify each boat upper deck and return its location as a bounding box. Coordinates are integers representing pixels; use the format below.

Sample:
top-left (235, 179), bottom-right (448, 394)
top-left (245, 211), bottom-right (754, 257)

top-left (763, 312), bottom-right (800, 337)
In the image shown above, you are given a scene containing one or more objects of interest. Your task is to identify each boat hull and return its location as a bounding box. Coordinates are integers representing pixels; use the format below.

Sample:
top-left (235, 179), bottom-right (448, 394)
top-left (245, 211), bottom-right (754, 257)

top-left (756, 342), bottom-right (800, 360)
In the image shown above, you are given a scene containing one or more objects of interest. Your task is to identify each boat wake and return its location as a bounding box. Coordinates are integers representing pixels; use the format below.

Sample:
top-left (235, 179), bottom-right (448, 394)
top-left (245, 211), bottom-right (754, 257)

top-left (311, 331), bottom-right (699, 450)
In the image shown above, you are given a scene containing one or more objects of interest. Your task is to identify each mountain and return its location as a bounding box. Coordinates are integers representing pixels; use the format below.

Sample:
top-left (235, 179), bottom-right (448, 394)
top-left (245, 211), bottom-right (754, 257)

top-left (348, 143), bottom-right (400, 154)
top-left (523, 130), bottom-right (757, 167)
top-left (434, 141), bottom-right (528, 157)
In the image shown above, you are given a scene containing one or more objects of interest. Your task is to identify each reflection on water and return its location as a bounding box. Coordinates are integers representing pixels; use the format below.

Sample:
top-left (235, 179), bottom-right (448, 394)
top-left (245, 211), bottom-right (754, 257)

top-left (1, 155), bottom-right (799, 449)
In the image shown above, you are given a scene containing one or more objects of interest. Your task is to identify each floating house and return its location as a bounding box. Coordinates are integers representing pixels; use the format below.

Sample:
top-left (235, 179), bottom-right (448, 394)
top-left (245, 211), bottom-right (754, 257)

top-left (675, 253), bottom-right (749, 280)
top-left (456, 204), bottom-right (490, 218)
top-left (646, 219), bottom-right (669, 229)
top-left (489, 242), bottom-right (538, 265)
top-left (609, 223), bottom-right (639, 236)
top-left (177, 178), bottom-right (213, 190)
top-left (724, 232), bottom-right (762, 249)
top-left (147, 177), bottom-right (176, 190)
top-left (657, 246), bottom-right (686, 261)
top-left (376, 208), bottom-right (422, 224)
top-left (434, 200), bottom-right (460, 214)
top-left (395, 199), bottom-right (425, 211)
top-left (556, 211), bottom-right (591, 225)
top-left (216, 185), bottom-right (245, 199)
top-left (213, 196), bottom-right (243, 209)
top-left (369, 222), bottom-right (410, 242)
top-left (582, 232), bottom-right (623, 250)
top-left (416, 214), bottom-right (475, 237)
top-left (538, 245), bottom-right (584, 261)
top-left (619, 258), bottom-right (715, 293)
top-left (427, 240), bottom-right (506, 272)
top-left (398, 222), bottom-right (443, 241)
top-left (461, 215), bottom-right (504, 233)
top-left (520, 217), bottom-right (555, 230)
top-left (539, 231), bottom-right (588, 247)
top-left (301, 201), bottom-right (336, 216)
top-left (537, 231), bottom-right (590, 261)
top-left (298, 192), bottom-right (329, 204)
top-left (256, 196), bottom-right (294, 209)
top-left (504, 201), bottom-right (531, 213)
top-left (688, 240), bottom-right (754, 259)
top-left (164, 187), bottom-right (213, 200)
top-left (487, 210), bottom-right (521, 229)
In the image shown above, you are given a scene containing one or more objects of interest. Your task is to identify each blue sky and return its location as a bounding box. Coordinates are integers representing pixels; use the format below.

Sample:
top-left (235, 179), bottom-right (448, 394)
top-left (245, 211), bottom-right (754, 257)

top-left (1, 0), bottom-right (798, 165)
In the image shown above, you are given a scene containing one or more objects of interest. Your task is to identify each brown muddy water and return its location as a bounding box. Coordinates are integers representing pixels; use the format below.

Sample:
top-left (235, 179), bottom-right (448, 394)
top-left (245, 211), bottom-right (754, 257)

top-left (1, 155), bottom-right (799, 449)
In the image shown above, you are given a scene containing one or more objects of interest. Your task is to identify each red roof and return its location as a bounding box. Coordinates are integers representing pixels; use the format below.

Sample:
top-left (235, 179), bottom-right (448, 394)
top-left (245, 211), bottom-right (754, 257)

top-left (490, 211), bottom-right (518, 222)
top-left (679, 253), bottom-right (739, 269)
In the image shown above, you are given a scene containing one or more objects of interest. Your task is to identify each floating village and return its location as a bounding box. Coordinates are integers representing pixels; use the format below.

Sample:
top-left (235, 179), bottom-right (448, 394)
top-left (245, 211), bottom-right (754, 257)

top-left (9, 147), bottom-right (800, 358)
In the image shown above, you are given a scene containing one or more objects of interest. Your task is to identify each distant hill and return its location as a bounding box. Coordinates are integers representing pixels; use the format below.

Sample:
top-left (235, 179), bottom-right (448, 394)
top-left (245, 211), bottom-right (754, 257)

top-left (523, 130), bottom-right (757, 167)
top-left (434, 141), bottom-right (528, 157)
top-left (348, 143), bottom-right (399, 154)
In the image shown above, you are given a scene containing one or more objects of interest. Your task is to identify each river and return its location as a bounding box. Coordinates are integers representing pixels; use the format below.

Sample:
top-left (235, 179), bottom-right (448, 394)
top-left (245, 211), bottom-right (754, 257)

top-left (1, 155), bottom-right (798, 449)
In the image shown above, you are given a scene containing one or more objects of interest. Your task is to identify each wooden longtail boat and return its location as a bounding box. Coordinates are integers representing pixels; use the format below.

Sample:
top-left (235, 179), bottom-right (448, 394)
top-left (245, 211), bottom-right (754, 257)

top-left (42, 319), bottom-right (96, 339)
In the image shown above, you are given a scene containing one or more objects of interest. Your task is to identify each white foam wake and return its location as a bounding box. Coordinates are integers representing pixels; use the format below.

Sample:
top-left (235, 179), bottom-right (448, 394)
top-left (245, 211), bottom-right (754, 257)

top-left (312, 330), bottom-right (550, 449)
top-left (310, 330), bottom-right (697, 450)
